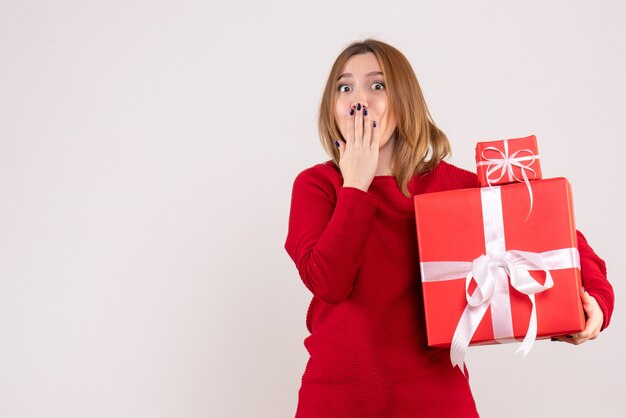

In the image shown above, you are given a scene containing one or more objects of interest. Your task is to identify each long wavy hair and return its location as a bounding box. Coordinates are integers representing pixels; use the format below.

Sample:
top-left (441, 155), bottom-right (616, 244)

top-left (318, 39), bottom-right (451, 197)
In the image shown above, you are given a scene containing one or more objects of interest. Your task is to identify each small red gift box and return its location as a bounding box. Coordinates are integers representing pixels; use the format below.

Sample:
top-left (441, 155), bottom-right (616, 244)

top-left (414, 178), bottom-right (584, 368)
top-left (475, 135), bottom-right (542, 187)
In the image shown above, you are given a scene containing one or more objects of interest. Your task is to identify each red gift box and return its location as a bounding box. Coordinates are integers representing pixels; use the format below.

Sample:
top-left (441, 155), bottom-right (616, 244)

top-left (414, 178), bottom-right (584, 368)
top-left (476, 135), bottom-right (542, 187)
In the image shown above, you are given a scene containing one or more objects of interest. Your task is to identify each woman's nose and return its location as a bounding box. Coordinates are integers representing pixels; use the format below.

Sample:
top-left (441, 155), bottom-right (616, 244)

top-left (351, 100), bottom-right (369, 108)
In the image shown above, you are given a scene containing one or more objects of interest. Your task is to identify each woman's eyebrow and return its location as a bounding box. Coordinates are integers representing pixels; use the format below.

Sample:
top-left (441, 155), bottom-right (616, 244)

top-left (336, 71), bottom-right (384, 81)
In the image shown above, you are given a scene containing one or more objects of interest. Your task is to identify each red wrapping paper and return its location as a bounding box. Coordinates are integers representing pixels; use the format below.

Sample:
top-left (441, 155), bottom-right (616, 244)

top-left (475, 135), bottom-right (542, 187)
top-left (414, 178), bottom-right (585, 348)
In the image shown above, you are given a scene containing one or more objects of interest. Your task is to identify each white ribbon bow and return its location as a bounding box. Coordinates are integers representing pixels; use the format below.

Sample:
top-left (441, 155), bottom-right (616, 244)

top-left (450, 250), bottom-right (554, 371)
top-left (476, 139), bottom-right (540, 219)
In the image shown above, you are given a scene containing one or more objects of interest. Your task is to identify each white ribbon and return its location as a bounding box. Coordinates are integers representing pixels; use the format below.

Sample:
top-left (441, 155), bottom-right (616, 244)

top-left (476, 139), bottom-right (540, 219)
top-left (419, 187), bottom-right (581, 372)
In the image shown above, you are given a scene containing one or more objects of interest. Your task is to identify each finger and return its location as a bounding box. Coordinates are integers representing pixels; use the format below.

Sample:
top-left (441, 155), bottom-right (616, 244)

top-left (582, 290), bottom-right (596, 313)
top-left (582, 291), bottom-right (603, 335)
top-left (575, 329), bottom-right (591, 343)
top-left (371, 119), bottom-right (380, 151)
top-left (551, 334), bottom-right (578, 345)
top-left (345, 106), bottom-right (356, 144)
top-left (362, 106), bottom-right (371, 148)
top-left (335, 139), bottom-right (345, 159)
top-left (553, 331), bottom-right (592, 345)
top-left (580, 287), bottom-right (592, 314)
top-left (361, 106), bottom-right (372, 149)
top-left (354, 102), bottom-right (364, 146)
top-left (553, 321), bottom-right (598, 345)
top-left (564, 314), bottom-right (602, 345)
top-left (583, 314), bottom-right (602, 340)
top-left (581, 288), bottom-right (591, 304)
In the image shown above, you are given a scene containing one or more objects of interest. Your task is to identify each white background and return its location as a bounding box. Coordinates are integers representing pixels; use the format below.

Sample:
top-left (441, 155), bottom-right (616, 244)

top-left (0, 1), bottom-right (624, 417)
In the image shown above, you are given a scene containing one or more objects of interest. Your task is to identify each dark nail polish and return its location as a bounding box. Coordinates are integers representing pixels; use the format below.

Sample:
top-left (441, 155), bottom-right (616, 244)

top-left (373, 120), bottom-right (377, 128)
top-left (335, 140), bottom-right (339, 148)
top-left (357, 103), bottom-right (361, 111)
top-left (363, 108), bottom-right (368, 116)
top-left (350, 108), bottom-right (354, 116)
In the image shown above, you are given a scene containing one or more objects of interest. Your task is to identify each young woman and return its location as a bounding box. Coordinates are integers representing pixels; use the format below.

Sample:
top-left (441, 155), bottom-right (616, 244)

top-left (284, 39), bottom-right (614, 418)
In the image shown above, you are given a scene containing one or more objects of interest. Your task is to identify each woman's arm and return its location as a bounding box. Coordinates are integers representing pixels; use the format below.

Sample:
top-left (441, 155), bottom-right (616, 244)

top-left (553, 230), bottom-right (614, 344)
top-left (284, 168), bottom-right (380, 304)
top-left (576, 230), bottom-right (614, 330)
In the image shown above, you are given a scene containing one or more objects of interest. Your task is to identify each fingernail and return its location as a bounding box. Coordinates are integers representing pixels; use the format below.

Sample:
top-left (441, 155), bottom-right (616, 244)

top-left (334, 140), bottom-right (339, 148)
top-left (373, 120), bottom-right (377, 128)
top-left (363, 108), bottom-right (368, 116)
top-left (357, 103), bottom-right (361, 111)
top-left (350, 108), bottom-right (354, 116)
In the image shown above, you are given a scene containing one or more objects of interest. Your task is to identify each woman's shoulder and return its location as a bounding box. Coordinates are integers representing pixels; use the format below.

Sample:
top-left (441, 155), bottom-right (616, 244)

top-left (292, 160), bottom-right (343, 192)
top-left (433, 160), bottom-right (478, 177)
top-left (297, 160), bottom-right (339, 175)
top-left (427, 160), bottom-right (480, 190)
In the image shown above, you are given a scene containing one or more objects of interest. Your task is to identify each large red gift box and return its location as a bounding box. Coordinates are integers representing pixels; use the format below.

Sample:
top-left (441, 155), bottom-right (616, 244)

top-left (413, 178), bottom-right (585, 363)
top-left (475, 135), bottom-right (542, 187)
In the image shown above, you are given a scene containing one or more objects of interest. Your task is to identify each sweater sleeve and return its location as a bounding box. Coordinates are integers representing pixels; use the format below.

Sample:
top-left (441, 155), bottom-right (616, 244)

top-left (284, 167), bottom-right (381, 304)
top-left (439, 161), bottom-right (481, 190)
top-left (576, 230), bottom-right (614, 330)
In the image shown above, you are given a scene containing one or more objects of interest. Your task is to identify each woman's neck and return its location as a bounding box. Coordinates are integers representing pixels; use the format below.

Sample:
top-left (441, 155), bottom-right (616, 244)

top-left (375, 136), bottom-right (395, 176)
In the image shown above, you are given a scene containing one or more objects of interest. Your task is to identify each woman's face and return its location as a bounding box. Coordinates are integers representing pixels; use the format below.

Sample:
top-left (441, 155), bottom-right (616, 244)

top-left (334, 52), bottom-right (396, 149)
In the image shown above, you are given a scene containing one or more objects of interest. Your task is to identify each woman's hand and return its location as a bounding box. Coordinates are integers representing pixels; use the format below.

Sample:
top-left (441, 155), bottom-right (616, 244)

top-left (552, 288), bottom-right (603, 345)
top-left (336, 102), bottom-right (379, 192)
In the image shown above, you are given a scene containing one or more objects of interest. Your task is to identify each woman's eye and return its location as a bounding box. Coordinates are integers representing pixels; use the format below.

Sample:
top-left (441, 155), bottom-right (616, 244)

top-left (372, 82), bottom-right (385, 90)
top-left (338, 84), bottom-right (352, 93)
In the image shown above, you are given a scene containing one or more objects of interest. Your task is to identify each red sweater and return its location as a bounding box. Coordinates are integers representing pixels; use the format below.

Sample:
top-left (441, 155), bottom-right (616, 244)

top-left (285, 160), bottom-right (614, 418)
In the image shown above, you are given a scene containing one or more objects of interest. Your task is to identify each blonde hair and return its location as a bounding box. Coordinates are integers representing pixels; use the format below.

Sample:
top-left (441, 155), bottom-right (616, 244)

top-left (318, 39), bottom-right (451, 197)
